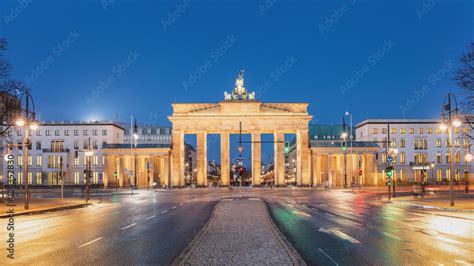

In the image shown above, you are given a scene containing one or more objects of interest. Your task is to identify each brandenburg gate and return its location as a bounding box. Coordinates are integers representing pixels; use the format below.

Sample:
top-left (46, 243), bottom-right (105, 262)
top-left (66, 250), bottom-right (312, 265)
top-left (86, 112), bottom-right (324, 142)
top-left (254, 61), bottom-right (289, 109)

top-left (168, 71), bottom-right (312, 187)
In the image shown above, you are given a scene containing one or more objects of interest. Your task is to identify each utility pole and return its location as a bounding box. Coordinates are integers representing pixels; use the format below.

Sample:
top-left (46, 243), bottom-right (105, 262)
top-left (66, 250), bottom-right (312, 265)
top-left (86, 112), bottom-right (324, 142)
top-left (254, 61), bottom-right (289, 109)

top-left (60, 157), bottom-right (64, 199)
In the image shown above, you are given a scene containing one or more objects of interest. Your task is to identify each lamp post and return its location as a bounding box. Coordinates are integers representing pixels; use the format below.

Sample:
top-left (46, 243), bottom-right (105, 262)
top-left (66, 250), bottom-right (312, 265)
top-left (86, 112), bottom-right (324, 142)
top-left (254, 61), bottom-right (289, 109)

top-left (133, 132), bottom-right (139, 191)
top-left (345, 111), bottom-right (354, 189)
top-left (341, 116), bottom-right (348, 189)
top-left (84, 138), bottom-right (94, 203)
top-left (430, 162), bottom-right (435, 183)
top-left (15, 90), bottom-right (38, 210)
top-left (439, 93), bottom-right (462, 206)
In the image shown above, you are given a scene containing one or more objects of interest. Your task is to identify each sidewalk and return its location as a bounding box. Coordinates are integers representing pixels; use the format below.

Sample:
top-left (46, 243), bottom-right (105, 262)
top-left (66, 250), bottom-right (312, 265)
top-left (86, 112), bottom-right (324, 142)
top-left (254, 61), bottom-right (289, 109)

top-left (389, 192), bottom-right (474, 212)
top-left (175, 198), bottom-right (305, 265)
top-left (0, 197), bottom-right (93, 218)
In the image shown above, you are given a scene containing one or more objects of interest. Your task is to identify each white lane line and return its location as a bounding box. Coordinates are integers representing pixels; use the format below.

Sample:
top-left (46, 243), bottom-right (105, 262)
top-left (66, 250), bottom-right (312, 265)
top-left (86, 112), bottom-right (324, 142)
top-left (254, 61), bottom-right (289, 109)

top-left (112, 211), bottom-right (121, 215)
top-left (325, 213), bottom-right (335, 217)
top-left (436, 236), bottom-right (463, 245)
top-left (179, 203), bottom-right (185, 206)
top-left (78, 237), bottom-right (103, 248)
top-left (249, 198), bottom-right (261, 201)
top-left (319, 228), bottom-right (361, 244)
top-left (331, 230), bottom-right (361, 244)
top-left (128, 207), bottom-right (137, 210)
top-left (292, 211), bottom-right (312, 218)
top-left (222, 199), bottom-right (233, 201)
top-left (345, 219), bottom-right (362, 226)
top-left (382, 232), bottom-right (401, 241)
top-left (318, 248), bottom-right (339, 265)
top-left (171, 206), bottom-right (177, 209)
top-left (311, 208), bottom-right (320, 212)
top-left (120, 223), bottom-right (137, 231)
top-left (161, 210), bottom-right (169, 214)
top-left (145, 215), bottom-right (156, 220)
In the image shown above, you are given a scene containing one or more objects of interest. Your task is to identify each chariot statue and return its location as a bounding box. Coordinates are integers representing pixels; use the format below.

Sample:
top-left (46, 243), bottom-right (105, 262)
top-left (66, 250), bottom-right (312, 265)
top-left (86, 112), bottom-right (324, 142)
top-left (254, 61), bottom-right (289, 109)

top-left (224, 70), bottom-right (256, 101)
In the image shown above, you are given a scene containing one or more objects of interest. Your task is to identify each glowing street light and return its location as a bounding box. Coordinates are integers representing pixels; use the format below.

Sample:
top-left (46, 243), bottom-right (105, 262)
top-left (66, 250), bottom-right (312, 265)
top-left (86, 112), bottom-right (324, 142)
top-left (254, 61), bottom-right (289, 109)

top-left (15, 118), bottom-right (25, 127)
top-left (465, 153), bottom-right (473, 163)
top-left (453, 117), bottom-right (462, 128)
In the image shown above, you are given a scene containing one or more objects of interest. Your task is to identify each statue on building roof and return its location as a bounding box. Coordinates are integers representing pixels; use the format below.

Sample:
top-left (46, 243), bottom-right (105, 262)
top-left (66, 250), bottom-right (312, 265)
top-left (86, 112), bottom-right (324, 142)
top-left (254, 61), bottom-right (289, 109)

top-left (224, 69), bottom-right (256, 101)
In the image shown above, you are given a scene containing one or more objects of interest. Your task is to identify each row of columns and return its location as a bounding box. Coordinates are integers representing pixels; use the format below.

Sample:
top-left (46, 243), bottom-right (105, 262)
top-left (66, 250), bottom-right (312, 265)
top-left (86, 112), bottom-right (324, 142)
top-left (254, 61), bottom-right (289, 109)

top-left (171, 129), bottom-right (311, 187)
top-left (311, 153), bottom-right (377, 187)
top-left (104, 154), bottom-right (169, 188)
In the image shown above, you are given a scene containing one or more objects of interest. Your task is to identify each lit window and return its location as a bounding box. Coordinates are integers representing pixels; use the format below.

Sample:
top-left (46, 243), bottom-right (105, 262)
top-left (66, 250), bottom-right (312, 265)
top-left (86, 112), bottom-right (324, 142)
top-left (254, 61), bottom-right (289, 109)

top-left (93, 155), bottom-right (99, 166)
top-left (28, 156), bottom-right (32, 166)
top-left (455, 128), bottom-right (460, 134)
top-left (93, 172), bottom-right (99, 184)
top-left (437, 152), bottom-right (442, 164)
top-left (436, 139), bottom-right (442, 148)
top-left (382, 128), bottom-right (387, 134)
top-left (373, 128), bottom-right (378, 134)
top-left (36, 172), bottom-right (42, 185)
top-left (18, 156), bottom-right (23, 166)
top-left (74, 156), bottom-right (79, 166)
top-left (455, 152), bottom-right (461, 164)
top-left (36, 155), bottom-right (42, 166)
top-left (436, 128), bottom-right (441, 134)
top-left (427, 128), bottom-right (432, 134)
top-left (381, 153), bottom-right (387, 164)
top-left (400, 128), bottom-right (406, 134)
top-left (417, 128), bottom-right (423, 134)
top-left (409, 128), bottom-right (414, 134)
top-left (28, 173), bottom-right (33, 184)
top-left (437, 169), bottom-right (442, 181)
top-left (391, 128), bottom-right (396, 134)
top-left (17, 173), bottom-right (23, 185)
top-left (102, 156), bottom-right (105, 166)
top-left (446, 153), bottom-right (451, 163)
top-left (390, 140), bottom-right (396, 148)
top-left (463, 128), bottom-right (469, 134)
top-left (399, 152), bottom-right (406, 164)
top-left (74, 172), bottom-right (80, 184)
top-left (400, 139), bottom-right (406, 148)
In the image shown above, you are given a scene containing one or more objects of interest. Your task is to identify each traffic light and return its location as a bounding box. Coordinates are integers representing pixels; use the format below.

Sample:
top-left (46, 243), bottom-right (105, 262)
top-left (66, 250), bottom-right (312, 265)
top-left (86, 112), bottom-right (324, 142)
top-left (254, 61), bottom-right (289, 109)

top-left (341, 140), bottom-right (347, 151)
top-left (358, 169), bottom-right (363, 176)
top-left (114, 171), bottom-right (117, 177)
top-left (284, 142), bottom-right (290, 153)
top-left (385, 166), bottom-right (393, 178)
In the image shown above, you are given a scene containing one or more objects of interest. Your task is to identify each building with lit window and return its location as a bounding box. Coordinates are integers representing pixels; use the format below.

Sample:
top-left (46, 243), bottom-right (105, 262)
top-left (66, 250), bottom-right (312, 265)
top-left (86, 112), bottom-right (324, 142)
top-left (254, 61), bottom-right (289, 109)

top-left (123, 125), bottom-right (171, 145)
top-left (2, 121), bottom-right (124, 186)
top-left (356, 118), bottom-right (473, 183)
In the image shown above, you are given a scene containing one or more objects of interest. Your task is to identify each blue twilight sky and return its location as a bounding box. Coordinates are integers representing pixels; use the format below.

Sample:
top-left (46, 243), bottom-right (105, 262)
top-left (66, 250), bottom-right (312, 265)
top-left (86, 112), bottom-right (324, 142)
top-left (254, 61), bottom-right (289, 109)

top-left (0, 0), bottom-right (473, 127)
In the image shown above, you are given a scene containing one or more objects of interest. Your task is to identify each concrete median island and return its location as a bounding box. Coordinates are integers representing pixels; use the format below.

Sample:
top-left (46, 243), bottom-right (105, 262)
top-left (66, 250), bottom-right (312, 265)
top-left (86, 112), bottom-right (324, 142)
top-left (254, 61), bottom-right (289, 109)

top-left (174, 197), bottom-right (305, 265)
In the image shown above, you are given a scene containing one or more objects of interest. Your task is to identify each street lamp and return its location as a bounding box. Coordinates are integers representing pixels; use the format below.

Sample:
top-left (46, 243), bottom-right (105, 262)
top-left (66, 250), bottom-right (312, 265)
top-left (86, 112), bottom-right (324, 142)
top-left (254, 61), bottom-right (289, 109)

top-left (345, 111), bottom-right (354, 189)
top-left (439, 93), bottom-right (461, 206)
top-left (84, 138), bottom-right (94, 203)
top-left (15, 90), bottom-right (38, 210)
top-left (133, 132), bottom-right (139, 191)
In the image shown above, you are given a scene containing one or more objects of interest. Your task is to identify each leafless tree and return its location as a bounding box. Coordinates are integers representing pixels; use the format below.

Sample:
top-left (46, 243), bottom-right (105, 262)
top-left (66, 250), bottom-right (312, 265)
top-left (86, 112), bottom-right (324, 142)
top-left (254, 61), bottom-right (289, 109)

top-left (454, 42), bottom-right (474, 112)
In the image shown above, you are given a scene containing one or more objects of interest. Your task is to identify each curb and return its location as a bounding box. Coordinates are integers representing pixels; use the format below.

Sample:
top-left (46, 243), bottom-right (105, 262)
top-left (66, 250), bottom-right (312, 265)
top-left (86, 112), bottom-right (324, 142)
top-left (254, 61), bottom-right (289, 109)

top-left (389, 200), bottom-right (474, 213)
top-left (262, 199), bottom-right (307, 265)
top-left (0, 203), bottom-right (92, 218)
top-left (172, 199), bottom-right (220, 266)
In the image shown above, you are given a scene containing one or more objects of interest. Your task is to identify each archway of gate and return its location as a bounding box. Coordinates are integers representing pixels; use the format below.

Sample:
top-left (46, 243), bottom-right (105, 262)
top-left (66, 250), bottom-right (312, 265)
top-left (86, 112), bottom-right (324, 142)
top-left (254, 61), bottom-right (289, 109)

top-left (168, 100), bottom-right (312, 187)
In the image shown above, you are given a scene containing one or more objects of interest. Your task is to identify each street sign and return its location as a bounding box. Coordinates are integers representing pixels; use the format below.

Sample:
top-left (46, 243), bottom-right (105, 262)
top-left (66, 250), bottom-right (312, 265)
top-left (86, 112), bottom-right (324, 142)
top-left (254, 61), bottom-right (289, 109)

top-left (387, 156), bottom-right (393, 164)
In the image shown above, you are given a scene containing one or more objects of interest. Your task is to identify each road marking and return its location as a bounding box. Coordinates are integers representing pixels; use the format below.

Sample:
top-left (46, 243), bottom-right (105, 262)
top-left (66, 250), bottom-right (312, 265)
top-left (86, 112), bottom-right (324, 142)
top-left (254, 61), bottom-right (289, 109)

top-left (436, 236), bottom-right (462, 245)
top-left (145, 215), bottom-right (156, 220)
top-left (249, 198), bottom-right (261, 201)
top-left (222, 199), bottom-right (233, 201)
top-left (112, 211), bottom-right (121, 215)
top-left (345, 219), bottom-right (362, 226)
top-left (319, 228), bottom-right (361, 244)
top-left (318, 248), bottom-right (339, 265)
top-left (161, 210), bottom-right (169, 214)
top-left (171, 206), bottom-right (177, 209)
top-left (128, 207), bottom-right (137, 210)
top-left (331, 230), bottom-right (361, 244)
top-left (179, 203), bottom-right (185, 206)
top-left (311, 208), bottom-right (319, 212)
top-left (454, 260), bottom-right (470, 265)
top-left (78, 237), bottom-right (103, 248)
top-left (121, 223), bottom-right (137, 230)
top-left (325, 213), bottom-right (335, 217)
top-left (382, 232), bottom-right (401, 241)
top-left (292, 211), bottom-right (312, 218)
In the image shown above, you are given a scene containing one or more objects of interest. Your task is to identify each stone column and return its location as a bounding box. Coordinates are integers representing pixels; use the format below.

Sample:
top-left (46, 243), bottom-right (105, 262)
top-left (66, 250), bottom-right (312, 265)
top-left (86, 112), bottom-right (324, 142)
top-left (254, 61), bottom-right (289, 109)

top-left (252, 131), bottom-right (261, 187)
top-left (220, 132), bottom-right (230, 186)
top-left (171, 130), bottom-right (184, 187)
top-left (364, 154), bottom-right (377, 186)
top-left (197, 131), bottom-right (207, 187)
top-left (274, 131), bottom-right (285, 186)
top-left (297, 130), bottom-right (310, 186)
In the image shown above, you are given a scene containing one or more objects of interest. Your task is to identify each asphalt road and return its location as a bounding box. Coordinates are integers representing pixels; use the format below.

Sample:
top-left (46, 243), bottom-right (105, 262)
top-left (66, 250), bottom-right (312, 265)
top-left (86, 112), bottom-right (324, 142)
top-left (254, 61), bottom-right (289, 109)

top-left (1, 188), bottom-right (473, 265)
top-left (265, 190), bottom-right (474, 266)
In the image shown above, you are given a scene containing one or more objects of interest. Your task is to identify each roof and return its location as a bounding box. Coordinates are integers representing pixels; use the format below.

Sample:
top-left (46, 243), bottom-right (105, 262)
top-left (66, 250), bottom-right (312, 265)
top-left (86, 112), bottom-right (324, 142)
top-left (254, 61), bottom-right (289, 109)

top-left (309, 124), bottom-right (355, 140)
top-left (310, 140), bottom-right (379, 148)
top-left (356, 119), bottom-right (441, 128)
top-left (103, 143), bottom-right (170, 149)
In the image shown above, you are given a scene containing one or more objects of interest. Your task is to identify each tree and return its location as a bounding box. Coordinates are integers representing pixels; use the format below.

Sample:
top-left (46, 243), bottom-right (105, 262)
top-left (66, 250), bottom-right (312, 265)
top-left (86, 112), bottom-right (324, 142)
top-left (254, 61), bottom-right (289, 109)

top-left (454, 42), bottom-right (474, 112)
top-left (0, 38), bottom-right (25, 141)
